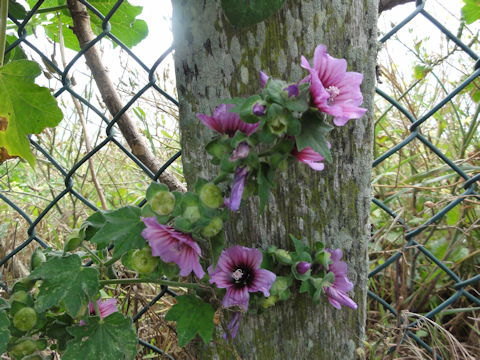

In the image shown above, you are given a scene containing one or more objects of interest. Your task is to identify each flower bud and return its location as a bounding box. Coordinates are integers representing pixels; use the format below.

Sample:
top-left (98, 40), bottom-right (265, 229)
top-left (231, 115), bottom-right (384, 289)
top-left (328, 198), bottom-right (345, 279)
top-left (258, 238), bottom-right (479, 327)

top-left (183, 205), bottom-right (201, 223)
top-left (284, 84), bottom-right (299, 98)
top-left (199, 183), bottom-right (223, 209)
top-left (253, 102), bottom-right (266, 116)
top-left (201, 216), bottom-right (223, 237)
top-left (275, 249), bottom-right (292, 265)
top-left (150, 191), bottom-right (176, 216)
top-left (230, 142), bottom-right (250, 161)
top-left (296, 261), bottom-right (311, 275)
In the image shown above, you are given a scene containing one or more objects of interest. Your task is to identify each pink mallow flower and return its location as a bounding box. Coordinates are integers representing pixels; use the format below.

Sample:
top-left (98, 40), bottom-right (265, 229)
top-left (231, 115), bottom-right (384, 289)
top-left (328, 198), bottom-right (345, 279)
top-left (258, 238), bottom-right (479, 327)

top-left (209, 246), bottom-right (276, 310)
top-left (196, 104), bottom-right (259, 137)
top-left (89, 299), bottom-right (118, 319)
top-left (323, 249), bottom-right (357, 310)
top-left (292, 146), bottom-right (326, 171)
top-left (141, 217), bottom-right (205, 279)
top-left (301, 44), bottom-right (367, 126)
top-left (80, 298), bottom-right (118, 325)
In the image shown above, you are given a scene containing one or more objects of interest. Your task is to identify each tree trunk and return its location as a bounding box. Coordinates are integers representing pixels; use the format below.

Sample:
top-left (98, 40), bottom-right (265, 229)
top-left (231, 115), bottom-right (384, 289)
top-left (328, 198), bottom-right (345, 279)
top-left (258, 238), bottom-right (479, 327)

top-left (171, 1), bottom-right (378, 359)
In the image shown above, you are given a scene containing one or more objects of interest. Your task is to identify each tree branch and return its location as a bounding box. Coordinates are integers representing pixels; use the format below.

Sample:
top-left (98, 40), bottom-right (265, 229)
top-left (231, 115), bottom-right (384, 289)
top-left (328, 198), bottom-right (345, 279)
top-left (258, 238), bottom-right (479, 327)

top-left (379, 0), bottom-right (415, 13)
top-left (66, 0), bottom-right (186, 192)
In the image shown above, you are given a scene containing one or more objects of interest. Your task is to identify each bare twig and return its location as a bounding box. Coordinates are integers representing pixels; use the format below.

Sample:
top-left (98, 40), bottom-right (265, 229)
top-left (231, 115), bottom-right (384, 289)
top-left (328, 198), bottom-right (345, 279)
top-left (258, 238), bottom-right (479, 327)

top-left (65, 0), bottom-right (186, 192)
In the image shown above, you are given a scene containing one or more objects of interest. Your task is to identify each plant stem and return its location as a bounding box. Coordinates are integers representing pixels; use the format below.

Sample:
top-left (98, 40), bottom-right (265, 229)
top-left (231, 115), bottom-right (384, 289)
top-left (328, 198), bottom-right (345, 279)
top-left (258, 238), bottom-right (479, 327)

top-left (0, 0), bottom-right (8, 67)
top-left (36, 5), bottom-right (68, 14)
top-left (81, 244), bottom-right (103, 264)
top-left (99, 278), bottom-right (205, 290)
top-left (103, 254), bottom-right (121, 267)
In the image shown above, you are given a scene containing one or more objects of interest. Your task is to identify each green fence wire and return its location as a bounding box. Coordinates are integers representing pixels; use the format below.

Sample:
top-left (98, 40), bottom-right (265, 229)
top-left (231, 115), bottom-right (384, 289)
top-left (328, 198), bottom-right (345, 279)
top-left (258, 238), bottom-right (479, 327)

top-left (0, 0), bottom-right (478, 359)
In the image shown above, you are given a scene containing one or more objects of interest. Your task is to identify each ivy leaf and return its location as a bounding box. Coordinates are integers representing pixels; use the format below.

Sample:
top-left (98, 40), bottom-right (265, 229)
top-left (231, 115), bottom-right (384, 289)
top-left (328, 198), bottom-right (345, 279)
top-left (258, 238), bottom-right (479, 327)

top-left (29, 254), bottom-right (99, 317)
top-left (165, 295), bottom-right (215, 347)
top-left (462, 0), bottom-right (480, 24)
top-left (296, 111), bottom-right (333, 163)
top-left (89, 206), bottom-right (146, 257)
top-left (0, 311), bottom-right (10, 354)
top-left (0, 60), bottom-right (63, 166)
top-left (63, 313), bottom-right (137, 360)
top-left (221, 0), bottom-right (286, 28)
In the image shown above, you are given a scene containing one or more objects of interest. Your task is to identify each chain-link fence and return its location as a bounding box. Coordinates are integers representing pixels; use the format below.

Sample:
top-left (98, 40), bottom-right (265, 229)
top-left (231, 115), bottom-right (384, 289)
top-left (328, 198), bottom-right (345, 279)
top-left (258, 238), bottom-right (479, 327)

top-left (0, 0), bottom-right (479, 359)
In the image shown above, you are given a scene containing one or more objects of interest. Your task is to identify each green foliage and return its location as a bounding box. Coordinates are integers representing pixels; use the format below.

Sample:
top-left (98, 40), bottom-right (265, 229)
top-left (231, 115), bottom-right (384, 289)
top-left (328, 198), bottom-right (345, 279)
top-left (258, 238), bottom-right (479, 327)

top-left (462, 0), bottom-right (480, 24)
top-left (89, 206), bottom-right (146, 257)
top-left (27, 0), bottom-right (148, 51)
top-left (295, 111), bottom-right (333, 162)
top-left (0, 311), bottom-right (10, 353)
top-left (165, 295), bottom-right (215, 347)
top-left (0, 60), bottom-right (63, 166)
top-left (29, 254), bottom-right (99, 316)
top-left (63, 313), bottom-right (137, 360)
top-left (221, 0), bottom-right (286, 27)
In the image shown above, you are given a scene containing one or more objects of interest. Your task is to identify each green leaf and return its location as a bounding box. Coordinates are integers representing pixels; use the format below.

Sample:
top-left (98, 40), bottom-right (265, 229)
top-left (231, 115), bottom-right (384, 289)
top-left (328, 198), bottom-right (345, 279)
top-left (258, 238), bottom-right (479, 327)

top-left (89, 206), bottom-right (146, 257)
top-left (29, 254), bottom-right (99, 317)
top-left (462, 0), bottom-right (480, 24)
top-left (238, 95), bottom-right (262, 123)
top-left (413, 64), bottom-right (431, 80)
top-left (221, 0), bottom-right (286, 27)
top-left (0, 311), bottom-right (10, 353)
top-left (4, 35), bottom-right (27, 65)
top-left (8, 0), bottom-right (27, 19)
top-left (0, 60), bottom-right (63, 166)
top-left (42, 0), bottom-right (148, 51)
top-left (63, 313), bottom-right (137, 360)
top-left (165, 295), bottom-right (215, 347)
top-left (296, 111), bottom-right (333, 162)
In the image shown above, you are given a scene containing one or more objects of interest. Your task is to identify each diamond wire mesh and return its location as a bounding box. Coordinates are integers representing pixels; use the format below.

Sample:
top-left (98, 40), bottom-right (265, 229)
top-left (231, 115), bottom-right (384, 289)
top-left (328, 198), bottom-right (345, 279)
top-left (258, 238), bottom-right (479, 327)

top-left (0, 0), bottom-right (478, 359)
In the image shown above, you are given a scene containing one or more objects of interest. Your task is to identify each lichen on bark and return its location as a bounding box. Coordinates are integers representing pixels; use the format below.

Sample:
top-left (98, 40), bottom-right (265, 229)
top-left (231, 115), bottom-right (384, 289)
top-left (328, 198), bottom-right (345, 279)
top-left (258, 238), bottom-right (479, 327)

top-left (171, 0), bottom-right (378, 359)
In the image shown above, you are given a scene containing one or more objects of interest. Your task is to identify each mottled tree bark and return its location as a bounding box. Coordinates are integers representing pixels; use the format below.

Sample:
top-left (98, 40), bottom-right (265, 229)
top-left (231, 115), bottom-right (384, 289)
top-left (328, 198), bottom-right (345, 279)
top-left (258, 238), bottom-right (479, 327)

top-left (171, 1), bottom-right (378, 359)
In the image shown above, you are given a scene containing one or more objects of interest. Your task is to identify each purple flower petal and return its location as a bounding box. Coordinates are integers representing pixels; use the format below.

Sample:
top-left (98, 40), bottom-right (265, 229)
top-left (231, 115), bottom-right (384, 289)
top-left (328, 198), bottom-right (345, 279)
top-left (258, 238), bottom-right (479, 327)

top-left (230, 143), bottom-right (250, 161)
top-left (285, 84), bottom-right (299, 98)
top-left (226, 166), bottom-right (248, 212)
top-left (259, 71), bottom-right (269, 88)
top-left (197, 104), bottom-right (259, 137)
top-left (141, 217), bottom-right (205, 279)
top-left (88, 298), bottom-right (118, 320)
top-left (223, 312), bottom-right (243, 340)
top-left (253, 102), bottom-right (266, 116)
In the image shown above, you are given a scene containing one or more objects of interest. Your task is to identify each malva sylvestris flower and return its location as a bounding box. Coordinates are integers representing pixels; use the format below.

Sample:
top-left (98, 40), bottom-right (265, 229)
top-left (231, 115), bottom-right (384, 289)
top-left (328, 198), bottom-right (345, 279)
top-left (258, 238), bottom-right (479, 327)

top-left (141, 217), bottom-right (205, 279)
top-left (301, 44), bottom-right (367, 126)
top-left (80, 298), bottom-right (118, 325)
top-left (292, 146), bottom-right (326, 171)
top-left (196, 103), bottom-right (259, 137)
top-left (209, 245), bottom-right (276, 310)
top-left (89, 298), bottom-right (118, 319)
top-left (323, 249), bottom-right (357, 310)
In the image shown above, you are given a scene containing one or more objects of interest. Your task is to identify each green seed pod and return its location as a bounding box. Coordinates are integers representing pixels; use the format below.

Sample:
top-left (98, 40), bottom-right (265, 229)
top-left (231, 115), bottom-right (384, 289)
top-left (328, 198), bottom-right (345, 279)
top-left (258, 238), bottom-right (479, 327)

top-left (10, 339), bottom-right (38, 358)
top-left (275, 249), bottom-right (292, 265)
top-left (150, 191), bottom-right (176, 216)
top-left (183, 205), bottom-right (201, 223)
top-left (199, 183), bottom-right (223, 209)
top-left (13, 307), bottom-right (37, 332)
top-left (201, 217), bottom-right (223, 238)
top-left (131, 246), bottom-right (159, 274)
top-left (30, 248), bottom-right (46, 271)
